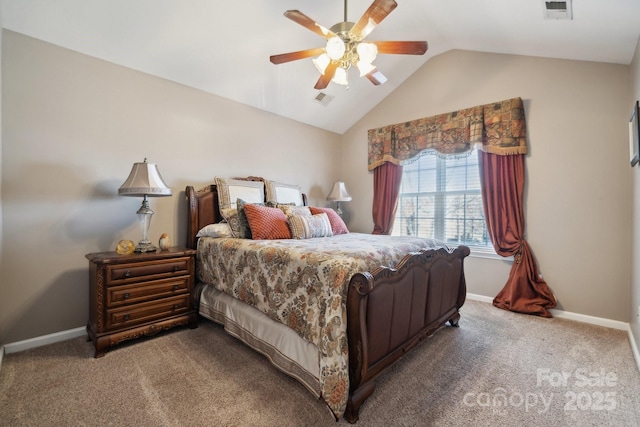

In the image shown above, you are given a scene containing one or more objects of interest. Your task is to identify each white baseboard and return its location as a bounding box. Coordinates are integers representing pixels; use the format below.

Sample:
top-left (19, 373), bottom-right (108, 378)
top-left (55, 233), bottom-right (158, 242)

top-left (549, 308), bottom-right (629, 331)
top-left (466, 293), bottom-right (494, 304)
top-left (467, 293), bottom-right (627, 330)
top-left (627, 326), bottom-right (640, 373)
top-left (3, 327), bottom-right (86, 355)
top-left (466, 293), bottom-right (640, 372)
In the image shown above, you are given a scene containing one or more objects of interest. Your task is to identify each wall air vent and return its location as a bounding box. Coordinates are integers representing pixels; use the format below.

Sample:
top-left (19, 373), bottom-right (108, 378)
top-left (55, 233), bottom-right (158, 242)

top-left (543, 0), bottom-right (572, 20)
top-left (314, 92), bottom-right (334, 106)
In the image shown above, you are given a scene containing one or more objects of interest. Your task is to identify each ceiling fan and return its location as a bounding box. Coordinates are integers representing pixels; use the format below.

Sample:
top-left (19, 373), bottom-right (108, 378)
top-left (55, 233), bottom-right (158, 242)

top-left (269, 0), bottom-right (428, 90)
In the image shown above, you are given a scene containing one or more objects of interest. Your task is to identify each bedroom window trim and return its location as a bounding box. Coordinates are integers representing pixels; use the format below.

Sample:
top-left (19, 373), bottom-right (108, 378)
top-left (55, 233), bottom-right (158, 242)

top-left (392, 149), bottom-right (501, 258)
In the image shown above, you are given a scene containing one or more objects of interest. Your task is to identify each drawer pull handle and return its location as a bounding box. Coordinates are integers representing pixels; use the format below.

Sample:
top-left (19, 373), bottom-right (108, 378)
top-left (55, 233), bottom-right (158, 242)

top-left (173, 266), bottom-right (180, 272)
top-left (124, 271), bottom-right (131, 278)
top-left (172, 285), bottom-right (179, 291)
top-left (123, 314), bottom-right (130, 321)
top-left (123, 293), bottom-right (130, 299)
top-left (173, 304), bottom-right (180, 310)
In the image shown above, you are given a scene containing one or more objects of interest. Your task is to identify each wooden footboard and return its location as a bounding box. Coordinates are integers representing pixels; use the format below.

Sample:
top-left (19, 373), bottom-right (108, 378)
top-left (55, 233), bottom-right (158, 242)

top-left (345, 245), bottom-right (470, 423)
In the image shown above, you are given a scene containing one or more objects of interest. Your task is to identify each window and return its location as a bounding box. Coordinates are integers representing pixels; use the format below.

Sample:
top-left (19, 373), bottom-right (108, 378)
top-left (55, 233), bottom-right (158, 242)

top-left (392, 149), bottom-right (494, 253)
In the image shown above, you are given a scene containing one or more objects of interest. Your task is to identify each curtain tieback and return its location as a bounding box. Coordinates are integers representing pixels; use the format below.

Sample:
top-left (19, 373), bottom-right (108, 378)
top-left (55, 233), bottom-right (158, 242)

top-left (514, 243), bottom-right (525, 264)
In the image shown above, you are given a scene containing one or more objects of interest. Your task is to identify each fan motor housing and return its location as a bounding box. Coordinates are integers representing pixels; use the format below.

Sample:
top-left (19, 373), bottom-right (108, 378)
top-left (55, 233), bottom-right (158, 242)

top-left (330, 21), bottom-right (357, 40)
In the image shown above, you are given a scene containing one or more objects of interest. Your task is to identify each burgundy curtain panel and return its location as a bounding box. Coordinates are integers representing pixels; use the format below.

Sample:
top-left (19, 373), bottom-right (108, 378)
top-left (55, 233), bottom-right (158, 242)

top-left (478, 151), bottom-right (556, 317)
top-left (372, 161), bottom-right (403, 235)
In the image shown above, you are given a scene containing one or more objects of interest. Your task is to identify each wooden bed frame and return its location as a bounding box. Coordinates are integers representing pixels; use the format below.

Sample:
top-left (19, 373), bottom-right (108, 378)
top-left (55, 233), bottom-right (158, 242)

top-left (185, 183), bottom-right (470, 423)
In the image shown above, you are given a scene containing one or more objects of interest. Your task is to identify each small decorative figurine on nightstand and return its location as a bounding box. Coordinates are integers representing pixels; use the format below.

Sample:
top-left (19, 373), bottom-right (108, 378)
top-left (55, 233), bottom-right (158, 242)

top-left (159, 233), bottom-right (171, 250)
top-left (115, 239), bottom-right (135, 255)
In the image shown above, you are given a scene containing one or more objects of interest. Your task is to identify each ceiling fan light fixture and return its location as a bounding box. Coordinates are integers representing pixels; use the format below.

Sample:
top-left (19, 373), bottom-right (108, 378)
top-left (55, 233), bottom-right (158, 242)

top-left (313, 54), bottom-right (331, 74)
top-left (326, 37), bottom-right (347, 60)
top-left (357, 42), bottom-right (378, 64)
top-left (271, 0), bottom-right (428, 89)
top-left (332, 67), bottom-right (349, 86)
top-left (357, 61), bottom-right (376, 77)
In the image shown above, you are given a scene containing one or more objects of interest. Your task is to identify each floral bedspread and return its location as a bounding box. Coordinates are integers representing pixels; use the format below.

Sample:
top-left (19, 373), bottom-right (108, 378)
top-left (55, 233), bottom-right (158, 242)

top-left (196, 232), bottom-right (447, 418)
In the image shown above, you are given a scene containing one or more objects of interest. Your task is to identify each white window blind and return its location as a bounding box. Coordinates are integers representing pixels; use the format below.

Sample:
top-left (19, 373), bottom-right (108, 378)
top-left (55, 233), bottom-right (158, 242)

top-left (392, 149), bottom-right (495, 254)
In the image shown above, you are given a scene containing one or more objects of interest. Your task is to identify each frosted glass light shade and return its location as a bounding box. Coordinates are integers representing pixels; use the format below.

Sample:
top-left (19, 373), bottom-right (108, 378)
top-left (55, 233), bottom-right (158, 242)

top-left (332, 67), bottom-right (349, 86)
top-left (357, 42), bottom-right (378, 64)
top-left (357, 61), bottom-right (376, 77)
top-left (313, 54), bottom-right (330, 74)
top-left (326, 37), bottom-right (346, 60)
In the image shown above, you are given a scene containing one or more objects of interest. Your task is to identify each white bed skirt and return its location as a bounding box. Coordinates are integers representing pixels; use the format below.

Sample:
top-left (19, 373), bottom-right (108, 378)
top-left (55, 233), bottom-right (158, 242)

top-left (198, 284), bottom-right (321, 397)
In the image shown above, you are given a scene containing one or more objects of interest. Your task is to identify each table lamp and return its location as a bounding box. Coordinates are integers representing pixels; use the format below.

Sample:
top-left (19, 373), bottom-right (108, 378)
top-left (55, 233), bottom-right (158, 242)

top-left (327, 181), bottom-right (352, 217)
top-left (118, 158), bottom-right (172, 253)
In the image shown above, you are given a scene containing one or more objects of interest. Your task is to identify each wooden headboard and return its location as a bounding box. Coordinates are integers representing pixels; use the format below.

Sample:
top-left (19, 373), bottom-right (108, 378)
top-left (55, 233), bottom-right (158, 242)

top-left (185, 178), bottom-right (308, 250)
top-left (185, 184), bottom-right (220, 250)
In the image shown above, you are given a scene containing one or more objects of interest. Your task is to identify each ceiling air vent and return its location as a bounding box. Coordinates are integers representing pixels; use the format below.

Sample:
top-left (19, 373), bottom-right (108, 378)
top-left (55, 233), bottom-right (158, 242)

top-left (314, 92), bottom-right (334, 106)
top-left (543, 0), bottom-right (572, 20)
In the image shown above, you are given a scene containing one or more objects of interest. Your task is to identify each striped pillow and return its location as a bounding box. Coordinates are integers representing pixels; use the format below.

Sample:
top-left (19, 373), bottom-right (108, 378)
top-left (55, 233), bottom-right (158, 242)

top-left (288, 213), bottom-right (333, 239)
top-left (243, 203), bottom-right (292, 240)
top-left (309, 207), bottom-right (349, 235)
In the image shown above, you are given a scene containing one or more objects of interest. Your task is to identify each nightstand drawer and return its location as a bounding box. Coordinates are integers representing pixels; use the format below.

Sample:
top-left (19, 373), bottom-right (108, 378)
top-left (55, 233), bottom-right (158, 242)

top-left (106, 294), bottom-right (190, 329)
top-left (107, 277), bottom-right (190, 307)
top-left (107, 257), bottom-right (190, 284)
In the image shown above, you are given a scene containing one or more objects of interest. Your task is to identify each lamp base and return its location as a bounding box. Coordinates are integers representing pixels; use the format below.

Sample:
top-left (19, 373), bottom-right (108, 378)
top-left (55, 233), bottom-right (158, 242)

top-left (135, 196), bottom-right (156, 253)
top-left (135, 241), bottom-right (157, 253)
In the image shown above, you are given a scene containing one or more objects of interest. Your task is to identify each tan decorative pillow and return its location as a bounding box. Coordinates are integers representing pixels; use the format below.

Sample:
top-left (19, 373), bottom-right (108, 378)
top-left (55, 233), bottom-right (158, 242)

top-left (288, 213), bottom-right (333, 239)
top-left (278, 205), bottom-right (312, 217)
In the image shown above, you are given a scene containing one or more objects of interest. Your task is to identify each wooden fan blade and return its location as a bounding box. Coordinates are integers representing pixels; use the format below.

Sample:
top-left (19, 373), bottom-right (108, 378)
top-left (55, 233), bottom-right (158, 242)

top-left (365, 69), bottom-right (388, 85)
top-left (284, 10), bottom-right (336, 38)
top-left (372, 41), bottom-right (428, 55)
top-left (314, 62), bottom-right (339, 90)
top-left (270, 48), bottom-right (325, 64)
top-left (351, 0), bottom-right (398, 39)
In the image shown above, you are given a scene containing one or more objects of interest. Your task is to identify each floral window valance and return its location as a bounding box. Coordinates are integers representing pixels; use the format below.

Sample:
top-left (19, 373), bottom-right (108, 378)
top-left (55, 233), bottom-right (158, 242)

top-left (367, 97), bottom-right (527, 171)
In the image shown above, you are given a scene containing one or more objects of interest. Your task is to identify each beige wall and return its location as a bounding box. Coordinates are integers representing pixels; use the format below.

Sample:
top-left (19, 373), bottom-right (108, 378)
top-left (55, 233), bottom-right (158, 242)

top-left (0, 31), bottom-right (341, 344)
top-left (630, 38), bottom-right (640, 350)
top-left (340, 50), bottom-right (632, 321)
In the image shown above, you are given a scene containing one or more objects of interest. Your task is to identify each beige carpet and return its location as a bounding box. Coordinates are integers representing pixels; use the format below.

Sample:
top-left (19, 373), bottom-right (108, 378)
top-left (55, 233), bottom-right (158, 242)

top-left (1, 300), bottom-right (639, 426)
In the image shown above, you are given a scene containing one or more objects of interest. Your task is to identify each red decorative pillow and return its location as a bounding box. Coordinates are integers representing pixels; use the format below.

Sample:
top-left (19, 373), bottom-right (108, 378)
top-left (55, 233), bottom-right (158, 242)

top-left (309, 207), bottom-right (349, 235)
top-left (243, 203), bottom-right (292, 240)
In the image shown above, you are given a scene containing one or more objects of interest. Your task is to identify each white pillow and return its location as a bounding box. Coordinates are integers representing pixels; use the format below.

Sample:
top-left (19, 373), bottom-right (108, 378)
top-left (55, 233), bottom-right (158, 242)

top-left (196, 222), bottom-right (233, 238)
top-left (265, 181), bottom-right (303, 206)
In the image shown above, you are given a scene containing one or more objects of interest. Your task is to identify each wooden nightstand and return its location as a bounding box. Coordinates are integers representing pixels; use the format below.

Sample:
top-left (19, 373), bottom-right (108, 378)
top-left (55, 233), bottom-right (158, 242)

top-left (86, 246), bottom-right (198, 357)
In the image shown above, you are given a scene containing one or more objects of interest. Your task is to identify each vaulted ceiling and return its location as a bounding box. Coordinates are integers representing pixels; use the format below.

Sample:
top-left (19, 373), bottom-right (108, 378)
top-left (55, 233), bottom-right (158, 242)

top-left (2, 0), bottom-right (640, 133)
